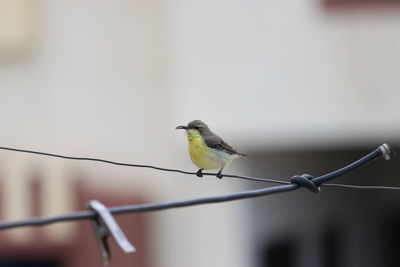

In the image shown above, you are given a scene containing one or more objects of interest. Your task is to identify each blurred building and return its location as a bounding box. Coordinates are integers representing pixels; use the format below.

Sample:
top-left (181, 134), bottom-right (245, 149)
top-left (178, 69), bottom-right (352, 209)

top-left (0, 0), bottom-right (399, 267)
top-left (246, 146), bottom-right (400, 267)
top-left (0, 175), bottom-right (150, 267)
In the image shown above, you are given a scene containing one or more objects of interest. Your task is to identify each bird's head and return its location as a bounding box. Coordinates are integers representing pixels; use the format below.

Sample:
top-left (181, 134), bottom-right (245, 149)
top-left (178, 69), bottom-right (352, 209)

top-left (176, 120), bottom-right (210, 136)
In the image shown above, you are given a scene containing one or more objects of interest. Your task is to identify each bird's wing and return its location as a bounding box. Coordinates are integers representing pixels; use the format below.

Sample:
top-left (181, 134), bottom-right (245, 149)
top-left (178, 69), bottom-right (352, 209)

top-left (205, 136), bottom-right (245, 156)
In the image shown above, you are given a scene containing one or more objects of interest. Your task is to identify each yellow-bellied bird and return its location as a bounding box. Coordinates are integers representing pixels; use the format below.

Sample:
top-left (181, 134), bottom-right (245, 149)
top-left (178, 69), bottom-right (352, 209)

top-left (176, 120), bottom-right (246, 178)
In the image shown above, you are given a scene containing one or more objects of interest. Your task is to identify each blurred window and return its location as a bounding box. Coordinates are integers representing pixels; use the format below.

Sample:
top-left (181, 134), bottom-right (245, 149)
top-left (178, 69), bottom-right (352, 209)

top-left (0, 259), bottom-right (59, 267)
top-left (261, 239), bottom-right (296, 267)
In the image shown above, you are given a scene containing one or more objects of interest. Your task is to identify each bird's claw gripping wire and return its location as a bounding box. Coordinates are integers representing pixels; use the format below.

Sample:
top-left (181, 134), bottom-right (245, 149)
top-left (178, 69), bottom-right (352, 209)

top-left (196, 169), bottom-right (204, 178)
top-left (196, 169), bottom-right (224, 179)
top-left (291, 174), bottom-right (320, 193)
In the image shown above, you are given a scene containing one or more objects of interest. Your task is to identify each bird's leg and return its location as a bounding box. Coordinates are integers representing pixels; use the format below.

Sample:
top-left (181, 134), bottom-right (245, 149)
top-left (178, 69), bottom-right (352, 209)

top-left (216, 169), bottom-right (223, 179)
top-left (196, 169), bottom-right (204, 178)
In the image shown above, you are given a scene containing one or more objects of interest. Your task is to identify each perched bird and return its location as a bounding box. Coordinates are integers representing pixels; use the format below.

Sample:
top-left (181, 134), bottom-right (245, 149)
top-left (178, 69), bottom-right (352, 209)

top-left (176, 120), bottom-right (246, 178)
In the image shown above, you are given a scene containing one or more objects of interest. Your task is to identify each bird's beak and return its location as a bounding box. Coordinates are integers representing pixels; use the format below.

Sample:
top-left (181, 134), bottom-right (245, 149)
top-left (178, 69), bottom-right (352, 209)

top-left (175, 125), bottom-right (187, 130)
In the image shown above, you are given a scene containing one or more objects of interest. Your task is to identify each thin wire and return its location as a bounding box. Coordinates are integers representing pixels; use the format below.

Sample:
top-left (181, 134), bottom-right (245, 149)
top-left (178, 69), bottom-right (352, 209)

top-left (0, 145), bottom-right (396, 187)
top-left (0, 143), bottom-right (394, 231)
top-left (0, 146), bottom-right (195, 174)
top-left (217, 173), bottom-right (289, 184)
top-left (0, 146), bottom-right (288, 184)
top-left (322, 184), bottom-right (400, 190)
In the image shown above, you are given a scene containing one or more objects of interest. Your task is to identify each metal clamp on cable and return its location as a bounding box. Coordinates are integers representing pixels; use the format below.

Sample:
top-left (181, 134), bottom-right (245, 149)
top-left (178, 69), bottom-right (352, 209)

top-left (89, 200), bottom-right (136, 266)
top-left (291, 174), bottom-right (320, 193)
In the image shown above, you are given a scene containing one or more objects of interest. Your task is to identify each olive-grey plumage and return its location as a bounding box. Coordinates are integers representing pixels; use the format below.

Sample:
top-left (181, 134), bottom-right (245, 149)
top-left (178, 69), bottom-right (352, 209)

top-left (186, 120), bottom-right (245, 156)
top-left (176, 120), bottom-right (246, 178)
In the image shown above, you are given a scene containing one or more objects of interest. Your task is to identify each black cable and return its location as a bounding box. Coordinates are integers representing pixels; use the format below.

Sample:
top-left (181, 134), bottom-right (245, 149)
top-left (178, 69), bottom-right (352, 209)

top-left (312, 147), bottom-right (384, 185)
top-left (0, 143), bottom-right (394, 231)
top-left (0, 184), bottom-right (297, 230)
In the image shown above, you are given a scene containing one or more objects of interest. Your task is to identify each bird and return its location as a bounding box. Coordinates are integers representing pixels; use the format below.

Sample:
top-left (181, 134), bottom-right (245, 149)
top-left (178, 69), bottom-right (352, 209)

top-left (176, 120), bottom-right (246, 179)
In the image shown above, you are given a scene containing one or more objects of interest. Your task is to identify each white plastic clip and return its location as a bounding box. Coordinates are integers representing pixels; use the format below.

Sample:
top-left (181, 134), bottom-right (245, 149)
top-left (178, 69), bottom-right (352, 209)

top-left (379, 143), bottom-right (392, 161)
top-left (89, 200), bottom-right (135, 265)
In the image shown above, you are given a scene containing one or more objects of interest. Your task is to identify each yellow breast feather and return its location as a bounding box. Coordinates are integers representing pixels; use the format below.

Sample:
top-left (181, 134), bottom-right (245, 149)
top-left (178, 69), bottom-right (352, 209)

top-left (186, 130), bottom-right (223, 170)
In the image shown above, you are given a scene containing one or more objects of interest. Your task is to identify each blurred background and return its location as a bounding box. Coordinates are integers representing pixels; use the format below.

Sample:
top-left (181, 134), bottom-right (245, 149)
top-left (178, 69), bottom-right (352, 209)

top-left (0, 0), bottom-right (399, 266)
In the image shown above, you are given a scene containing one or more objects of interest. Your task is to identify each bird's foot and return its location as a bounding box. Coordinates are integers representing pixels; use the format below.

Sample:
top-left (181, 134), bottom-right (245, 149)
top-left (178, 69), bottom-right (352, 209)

top-left (216, 170), bottom-right (223, 179)
top-left (196, 169), bottom-right (203, 178)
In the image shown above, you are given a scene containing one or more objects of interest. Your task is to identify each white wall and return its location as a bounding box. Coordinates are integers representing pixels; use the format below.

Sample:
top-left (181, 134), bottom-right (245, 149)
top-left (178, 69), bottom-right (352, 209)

top-left (167, 0), bottom-right (400, 150)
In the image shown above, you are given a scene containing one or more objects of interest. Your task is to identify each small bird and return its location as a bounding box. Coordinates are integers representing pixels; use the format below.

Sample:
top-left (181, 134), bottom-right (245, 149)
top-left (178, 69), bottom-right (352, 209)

top-left (176, 120), bottom-right (246, 178)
